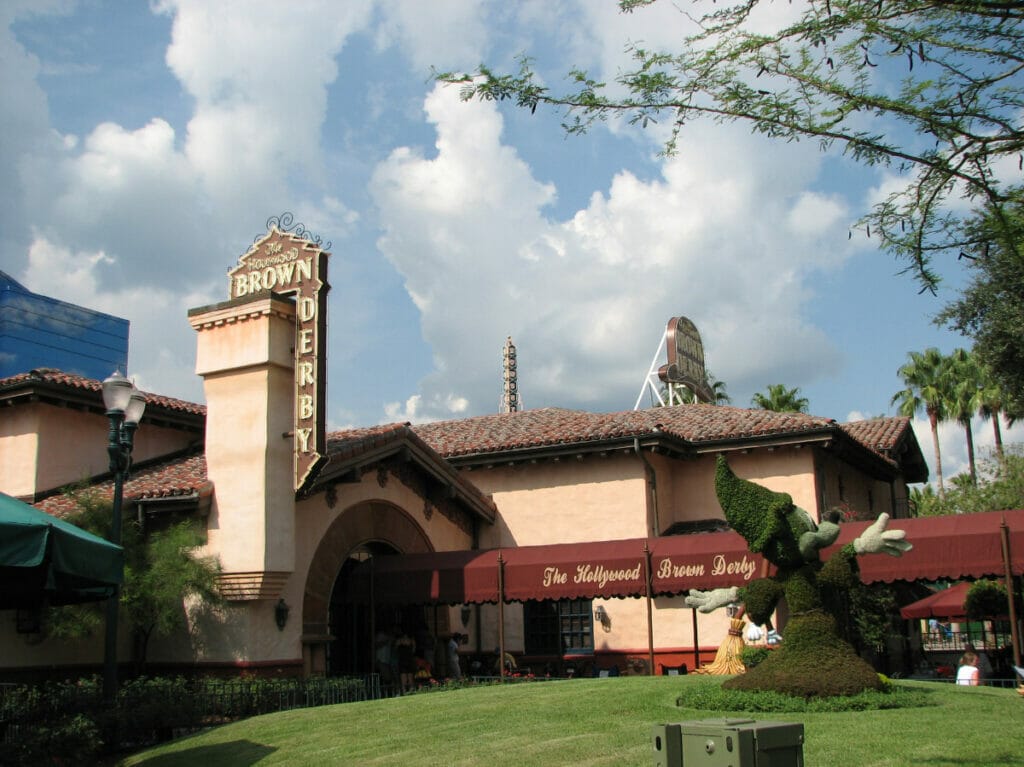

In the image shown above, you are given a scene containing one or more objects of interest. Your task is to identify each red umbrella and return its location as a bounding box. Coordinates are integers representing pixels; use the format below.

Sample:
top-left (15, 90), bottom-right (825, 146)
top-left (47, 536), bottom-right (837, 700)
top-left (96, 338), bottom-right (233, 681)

top-left (899, 581), bottom-right (1003, 620)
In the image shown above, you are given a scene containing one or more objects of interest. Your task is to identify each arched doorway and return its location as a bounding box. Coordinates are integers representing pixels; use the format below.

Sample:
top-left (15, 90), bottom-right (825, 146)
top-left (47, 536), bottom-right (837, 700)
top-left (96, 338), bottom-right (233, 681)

top-left (327, 543), bottom-right (449, 678)
top-left (302, 500), bottom-right (443, 677)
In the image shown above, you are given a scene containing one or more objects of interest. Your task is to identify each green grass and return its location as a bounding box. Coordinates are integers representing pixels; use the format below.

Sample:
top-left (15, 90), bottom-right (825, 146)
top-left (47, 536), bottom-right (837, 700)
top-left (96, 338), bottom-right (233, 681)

top-left (118, 676), bottom-right (1024, 766)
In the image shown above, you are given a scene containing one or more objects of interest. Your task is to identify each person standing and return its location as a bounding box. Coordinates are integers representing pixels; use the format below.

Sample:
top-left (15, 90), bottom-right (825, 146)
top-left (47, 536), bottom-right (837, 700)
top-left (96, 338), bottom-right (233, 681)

top-left (447, 632), bottom-right (463, 679)
top-left (395, 629), bottom-right (416, 693)
top-left (963, 642), bottom-right (992, 680)
top-left (375, 626), bottom-right (395, 687)
top-left (956, 650), bottom-right (980, 686)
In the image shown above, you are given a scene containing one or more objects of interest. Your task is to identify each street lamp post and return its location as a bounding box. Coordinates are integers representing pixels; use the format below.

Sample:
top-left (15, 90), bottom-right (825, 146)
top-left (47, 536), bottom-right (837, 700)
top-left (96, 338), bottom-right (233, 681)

top-left (101, 371), bottom-right (146, 704)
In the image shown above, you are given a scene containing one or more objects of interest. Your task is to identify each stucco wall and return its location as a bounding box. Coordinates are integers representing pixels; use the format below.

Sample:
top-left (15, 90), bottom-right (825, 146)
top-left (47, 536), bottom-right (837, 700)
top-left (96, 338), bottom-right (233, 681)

top-left (816, 451), bottom-right (897, 520)
top-left (0, 609), bottom-right (105, 670)
top-left (722, 448), bottom-right (821, 516)
top-left (127, 467), bottom-right (481, 669)
top-left (467, 454), bottom-right (649, 547)
top-left (0, 403), bottom-right (196, 498)
top-left (0, 408), bottom-right (40, 497)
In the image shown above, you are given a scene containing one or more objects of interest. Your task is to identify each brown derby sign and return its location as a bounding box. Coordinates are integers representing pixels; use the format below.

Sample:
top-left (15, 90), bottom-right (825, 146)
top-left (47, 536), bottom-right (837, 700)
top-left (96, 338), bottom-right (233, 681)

top-left (228, 226), bottom-right (330, 491)
top-left (658, 316), bottom-right (713, 404)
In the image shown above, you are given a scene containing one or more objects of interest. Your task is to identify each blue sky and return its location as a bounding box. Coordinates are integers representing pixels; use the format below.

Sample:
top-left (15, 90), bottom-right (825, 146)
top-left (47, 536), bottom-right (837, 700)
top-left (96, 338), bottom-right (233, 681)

top-left (3, 0), bottom-right (1018, 485)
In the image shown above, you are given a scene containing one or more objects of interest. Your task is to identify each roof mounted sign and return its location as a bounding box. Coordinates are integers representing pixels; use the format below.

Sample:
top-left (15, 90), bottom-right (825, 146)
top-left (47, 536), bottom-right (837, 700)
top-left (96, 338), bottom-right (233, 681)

top-left (658, 316), bottom-right (713, 404)
top-left (228, 217), bottom-right (330, 491)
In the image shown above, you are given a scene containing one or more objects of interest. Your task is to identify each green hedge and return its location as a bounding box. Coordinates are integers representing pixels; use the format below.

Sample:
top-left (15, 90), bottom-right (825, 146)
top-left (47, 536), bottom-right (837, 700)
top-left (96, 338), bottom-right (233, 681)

top-left (0, 675), bottom-right (373, 766)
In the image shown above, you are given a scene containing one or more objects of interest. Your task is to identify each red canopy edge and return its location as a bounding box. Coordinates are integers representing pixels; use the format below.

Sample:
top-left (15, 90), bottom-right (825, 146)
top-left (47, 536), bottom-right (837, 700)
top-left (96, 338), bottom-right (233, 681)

top-left (501, 538), bottom-right (649, 601)
top-left (649, 531), bottom-right (767, 595)
top-left (347, 549), bottom-right (501, 605)
top-left (345, 509), bottom-right (1024, 604)
top-left (825, 509), bottom-right (1024, 584)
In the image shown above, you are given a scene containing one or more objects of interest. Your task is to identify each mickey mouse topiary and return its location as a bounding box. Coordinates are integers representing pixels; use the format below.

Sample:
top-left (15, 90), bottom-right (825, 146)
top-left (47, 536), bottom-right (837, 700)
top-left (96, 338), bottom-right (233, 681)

top-left (686, 455), bottom-right (912, 697)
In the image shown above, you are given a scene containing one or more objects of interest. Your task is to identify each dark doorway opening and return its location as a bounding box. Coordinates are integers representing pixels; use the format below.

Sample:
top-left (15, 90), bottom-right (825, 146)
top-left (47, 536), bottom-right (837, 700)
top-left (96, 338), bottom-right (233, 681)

top-left (327, 544), bottom-right (450, 678)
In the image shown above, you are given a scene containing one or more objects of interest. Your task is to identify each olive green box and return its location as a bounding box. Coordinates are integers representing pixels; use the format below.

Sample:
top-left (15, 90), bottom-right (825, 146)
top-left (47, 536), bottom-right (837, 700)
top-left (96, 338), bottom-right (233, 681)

top-left (652, 718), bottom-right (804, 767)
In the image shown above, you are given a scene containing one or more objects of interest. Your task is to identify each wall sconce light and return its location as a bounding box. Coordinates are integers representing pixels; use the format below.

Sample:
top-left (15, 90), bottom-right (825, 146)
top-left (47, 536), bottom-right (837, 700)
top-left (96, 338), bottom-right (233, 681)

top-left (593, 604), bottom-right (611, 632)
top-left (274, 598), bottom-right (290, 631)
top-left (460, 605), bottom-right (472, 628)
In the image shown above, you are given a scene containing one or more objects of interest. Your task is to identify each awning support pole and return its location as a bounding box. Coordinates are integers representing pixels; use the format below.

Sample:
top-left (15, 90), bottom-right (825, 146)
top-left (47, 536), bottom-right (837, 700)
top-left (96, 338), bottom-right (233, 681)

top-left (369, 557), bottom-right (376, 674)
top-left (1000, 518), bottom-right (1021, 668)
top-left (498, 552), bottom-right (506, 680)
top-left (644, 543), bottom-right (655, 675)
top-left (691, 607), bottom-right (700, 671)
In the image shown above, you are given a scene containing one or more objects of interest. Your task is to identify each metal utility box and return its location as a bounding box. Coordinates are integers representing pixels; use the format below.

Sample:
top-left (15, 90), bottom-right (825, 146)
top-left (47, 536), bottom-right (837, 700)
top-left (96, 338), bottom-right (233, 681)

top-left (652, 723), bottom-right (684, 767)
top-left (652, 718), bottom-right (804, 767)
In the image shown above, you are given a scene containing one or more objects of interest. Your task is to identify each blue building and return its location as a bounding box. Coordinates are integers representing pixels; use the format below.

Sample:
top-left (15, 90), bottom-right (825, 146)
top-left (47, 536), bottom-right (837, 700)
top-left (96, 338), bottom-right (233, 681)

top-left (0, 271), bottom-right (128, 380)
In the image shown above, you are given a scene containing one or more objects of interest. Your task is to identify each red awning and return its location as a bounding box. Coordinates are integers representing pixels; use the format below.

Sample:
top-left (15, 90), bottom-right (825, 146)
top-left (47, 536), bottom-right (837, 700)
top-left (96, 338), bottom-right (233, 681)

top-left (649, 531), bottom-right (768, 595)
top-left (825, 509), bottom-right (1024, 584)
top-left (500, 538), bottom-right (649, 601)
top-left (348, 549), bottom-right (500, 605)
top-left (344, 509), bottom-right (1024, 605)
top-left (899, 582), bottom-right (976, 620)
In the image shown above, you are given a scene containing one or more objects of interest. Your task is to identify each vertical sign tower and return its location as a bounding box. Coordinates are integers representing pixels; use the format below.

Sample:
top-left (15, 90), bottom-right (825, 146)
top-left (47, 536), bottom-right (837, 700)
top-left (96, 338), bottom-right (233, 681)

top-left (227, 217), bottom-right (330, 491)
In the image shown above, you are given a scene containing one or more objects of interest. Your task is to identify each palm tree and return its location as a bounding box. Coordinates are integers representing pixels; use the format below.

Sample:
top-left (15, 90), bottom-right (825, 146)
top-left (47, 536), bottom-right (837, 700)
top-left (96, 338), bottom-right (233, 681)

top-left (908, 484), bottom-right (940, 517)
top-left (707, 371), bottom-right (732, 405)
top-left (892, 348), bottom-right (952, 499)
top-left (660, 382), bottom-right (694, 406)
top-left (948, 349), bottom-right (983, 485)
top-left (751, 384), bottom-right (809, 413)
top-left (658, 371), bottom-right (731, 407)
top-left (977, 362), bottom-right (1010, 463)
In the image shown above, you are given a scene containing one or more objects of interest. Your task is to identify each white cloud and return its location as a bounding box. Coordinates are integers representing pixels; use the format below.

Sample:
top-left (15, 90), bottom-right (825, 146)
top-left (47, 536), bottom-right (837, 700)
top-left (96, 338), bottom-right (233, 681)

top-left (375, 0), bottom-right (491, 72)
top-left (159, 0), bottom-right (374, 215)
top-left (383, 392), bottom-right (469, 424)
top-left (3, 1), bottom-right (965, 434)
top-left (4, 1), bottom-right (378, 405)
top-left (0, 2), bottom-right (67, 275)
top-left (22, 237), bottom-right (213, 401)
top-left (787, 192), bottom-right (847, 237)
top-left (371, 84), bottom-right (857, 421)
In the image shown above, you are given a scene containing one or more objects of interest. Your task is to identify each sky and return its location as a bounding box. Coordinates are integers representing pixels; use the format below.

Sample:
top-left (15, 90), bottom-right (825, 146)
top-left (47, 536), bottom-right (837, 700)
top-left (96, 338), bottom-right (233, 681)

top-left (3, 0), bottom-right (1021, 486)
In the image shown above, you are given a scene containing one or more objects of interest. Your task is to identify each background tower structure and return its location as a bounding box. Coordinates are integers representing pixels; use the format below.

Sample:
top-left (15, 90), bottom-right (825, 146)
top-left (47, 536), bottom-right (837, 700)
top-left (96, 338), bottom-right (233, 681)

top-left (501, 336), bottom-right (520, 413)
top-left (635, 316), bottom-right (713, 409)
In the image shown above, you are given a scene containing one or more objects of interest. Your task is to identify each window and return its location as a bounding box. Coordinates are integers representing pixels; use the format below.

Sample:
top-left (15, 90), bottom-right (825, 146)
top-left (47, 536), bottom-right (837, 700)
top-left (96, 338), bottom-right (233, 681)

top-left (524, 599), bottom-right (594, 655)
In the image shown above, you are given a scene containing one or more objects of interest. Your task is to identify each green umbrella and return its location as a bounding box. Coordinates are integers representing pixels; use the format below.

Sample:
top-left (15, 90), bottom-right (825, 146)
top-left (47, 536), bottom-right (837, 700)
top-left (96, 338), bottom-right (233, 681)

top-left (0, 491), bottom-right (123, 608)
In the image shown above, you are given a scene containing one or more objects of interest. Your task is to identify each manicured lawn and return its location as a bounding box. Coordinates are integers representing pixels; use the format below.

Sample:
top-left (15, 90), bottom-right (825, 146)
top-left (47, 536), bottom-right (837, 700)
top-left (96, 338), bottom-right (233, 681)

top-left (119, 676), bottom-right (1023, 766)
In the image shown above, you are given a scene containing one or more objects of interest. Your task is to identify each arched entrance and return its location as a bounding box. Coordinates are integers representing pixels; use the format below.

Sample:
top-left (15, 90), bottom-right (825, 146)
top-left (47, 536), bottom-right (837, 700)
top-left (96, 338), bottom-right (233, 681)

top-left (302, 500), bottom-right (441, 677)
top-left (327, 542), bottom-right (449, 679)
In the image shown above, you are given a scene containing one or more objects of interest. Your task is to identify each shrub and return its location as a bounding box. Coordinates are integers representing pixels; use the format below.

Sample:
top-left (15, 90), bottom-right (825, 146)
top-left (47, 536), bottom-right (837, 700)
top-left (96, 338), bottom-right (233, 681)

top-left (965, 579), bottom-right (1008, 619)
top-left (676, 679), bottom-right (931, 713)
top-left (740, 646), bottom-right (771, 670)
top-left (0, 714), bottom-right (102, 767)
top-left (724, 611), bottom-right (883, 697)
top-left (0, 673), bottom-right (376, 761)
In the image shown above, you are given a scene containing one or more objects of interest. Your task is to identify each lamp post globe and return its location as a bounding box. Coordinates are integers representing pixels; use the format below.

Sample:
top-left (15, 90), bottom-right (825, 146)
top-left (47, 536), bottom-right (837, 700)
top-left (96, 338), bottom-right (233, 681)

top-left (102, 370), bottom-right (134, 413)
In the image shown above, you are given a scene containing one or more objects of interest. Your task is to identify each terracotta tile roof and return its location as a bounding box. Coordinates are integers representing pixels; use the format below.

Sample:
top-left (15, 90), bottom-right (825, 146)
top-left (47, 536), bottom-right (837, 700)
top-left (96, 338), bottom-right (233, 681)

top-left (325, 423), bottom-right (410, 459)
top-left (839, 416), bottom-right (912, 454)
top-left (35, 453), bottom-right (210, 518)
top-left (324, 423), bottom-right (498, 521)
top-left (409, 405), bottom-right (837, 459)
top-left (0, 368), bottom-right (205, 417)
top-left (24, 400), bottom-right (920, 519)
top-left (839, 415), bottom-right (928, 483)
